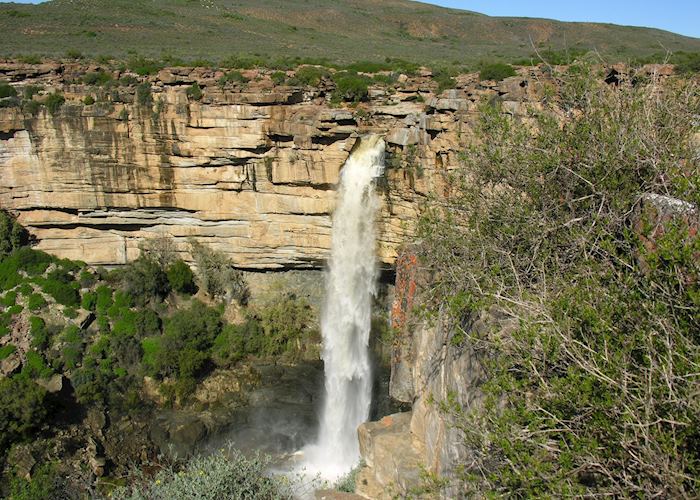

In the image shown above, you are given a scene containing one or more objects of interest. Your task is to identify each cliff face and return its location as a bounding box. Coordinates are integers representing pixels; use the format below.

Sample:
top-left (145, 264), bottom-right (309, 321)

top-left (0, 62), bottom-right (551, 269)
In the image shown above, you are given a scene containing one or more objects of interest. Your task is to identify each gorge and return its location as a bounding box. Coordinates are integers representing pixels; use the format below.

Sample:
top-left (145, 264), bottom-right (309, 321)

top-left (1, 58), bottom-right (697, 498)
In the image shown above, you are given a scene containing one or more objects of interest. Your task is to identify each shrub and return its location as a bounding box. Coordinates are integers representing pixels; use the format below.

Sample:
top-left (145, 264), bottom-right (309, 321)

top-left (190, 240), bottom-right (248, 302)
top-left (478, 62), bottom-right (516, 82)
top-left (136, 83), bottom-right (153, 106)
top-left (212, 318), bottom-right (263, 366)
top-left (418, 69), bottom-right (700, 496)
top-left (332, 72), bottom-right (370, 102)
top-left (255, 295), bottom-right (315, 357)
top-left (22, 99), bottom-right (42, 116)
top-left (0, 209), bottom-right (30, 258)
top-left (294, 66), bottom-right (329, 86)
top-left (0, 82), bottom-right (17, 98)
top-left (270, 71), bottom-right (286, 85)
top-left (83, 95), bottom-right (95, 105)
top-left (7, 462), bottom-right (70, 500)
top-left (0, 248), bottom-right (54, 290)
top-left (27, 293), bottom-right (47, 311)
top-left (110, 449), bottom-right (294, 500)
top-left (186, 82), bottom-right (203, 101)
top-left (0, 376), bottom-right (49, 454)
top-left (433, 67), bottom-right (456, 92)
top-left (29, 316), bottom-right (48, 348)
top-left (167, 259), bottom-right (196, 294)
top-left (41, 279), bottom-right (80, 307)
top-left (0, 344), bottom-right (16, 360)
top-left (119, 257), bottom-right (170, 305)
top-left (1, 290), bottom-right (16, 307)
top-left (153, 301), bottom-right (222, 380)
top-left (82, 71), bottom-right (112, 86)
top-left (128, 55), bottom-right (162, 76)
top-left (44, 93), bottom-right (65, 115)
top-left (218, 70), bottom-right (249, 87)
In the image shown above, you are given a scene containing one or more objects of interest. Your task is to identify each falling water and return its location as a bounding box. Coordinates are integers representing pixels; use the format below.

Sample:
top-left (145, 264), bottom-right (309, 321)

top-left (302, 135), bottom-right (385, 480)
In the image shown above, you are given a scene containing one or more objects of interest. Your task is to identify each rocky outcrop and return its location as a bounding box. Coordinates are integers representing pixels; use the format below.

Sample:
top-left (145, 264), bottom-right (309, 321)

top-left (1, 61), bottom-right (553, 270)
top-left (357, 247), bottom-right (518, 498)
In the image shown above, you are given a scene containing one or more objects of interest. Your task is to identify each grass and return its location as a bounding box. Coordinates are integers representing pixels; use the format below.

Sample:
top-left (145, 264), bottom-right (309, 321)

top-left (0, 0), bottom-right (698, 67)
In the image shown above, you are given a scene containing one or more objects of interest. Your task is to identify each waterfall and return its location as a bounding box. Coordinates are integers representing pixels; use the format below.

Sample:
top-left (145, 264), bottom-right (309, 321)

top-left (303, 135), bottom-right (385, 479)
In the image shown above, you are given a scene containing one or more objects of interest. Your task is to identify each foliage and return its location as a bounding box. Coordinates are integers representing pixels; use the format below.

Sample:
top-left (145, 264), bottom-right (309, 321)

top-left (478, 62), bottom-right (516, 81)
top-left (110, 449), bottom-right (295, 500)
top-left (186, 82), bottom-right (203, 101)
top-left (119, 256), bottom-right (170, 305)
top-left (166, 259), bottom-right (196, 295)
top-left (149, 301), bottom-right (221, 397)
top-left (254, 295), bottom-right (315, 357)
top-left (432, 67), bottom-right (456, 92)
top-left (0, 210), bottom-right (29, 259)
top-left (0, 376), bottom-right (50, 454)
top-left (40, 276), bottom-right (80, 307)
top-left (43, 92), bottom-right (65, 114)
top-left (294, 66), bottom-right (329, 86)
top-left (82, 70), bottom-right (112, 86)
top-left (128, 55), bottom-right (162, 76)
top-left (419, 68), bottom-right (700, 496)
top-left (0, 248), bottom-right (54, 291)
top-left (331, 72), bottom-right (369, 102)
top-left (0, 82), bottom-right (17, 98)
top-left (136, 82), bottom-right (153, 106)
top-left (83, 95), bottom-right (95, 105)
top-left (27, 293), bottom-right (46, 311)
top-left (0, 343), bottom-right (16, 360)
top-left (7, 462), bottom-right (71, 500)
top-left (218, 70), bottom-right (249, 87)
top-left (212, 318), bottom-right (262, 366)
top-left (189, 240), bottom-right (248, 302)
top-left (270, 71), bottom-right (286, 85)
top-left (29, 315), bottom-right (48, 349)
top-left (335, 460), bottom-right (364, 493)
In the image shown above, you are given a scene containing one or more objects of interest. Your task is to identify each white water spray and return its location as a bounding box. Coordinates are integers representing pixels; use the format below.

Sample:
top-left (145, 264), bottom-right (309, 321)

top-left (302, 135), bottom-right (385, 480)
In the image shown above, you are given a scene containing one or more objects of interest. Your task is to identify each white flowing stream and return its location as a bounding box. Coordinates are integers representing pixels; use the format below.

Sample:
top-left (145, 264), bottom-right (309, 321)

top-left (301, 135), bottom-right (385, 480)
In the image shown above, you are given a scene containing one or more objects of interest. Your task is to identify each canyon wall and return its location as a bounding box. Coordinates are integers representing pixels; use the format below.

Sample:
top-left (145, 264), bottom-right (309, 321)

top-left (0, 61), bottom-right (553, 269)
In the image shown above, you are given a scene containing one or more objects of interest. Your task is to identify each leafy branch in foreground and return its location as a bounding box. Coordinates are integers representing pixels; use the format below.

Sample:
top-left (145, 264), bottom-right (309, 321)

top-left (419, 66), bottom-right (700, 497)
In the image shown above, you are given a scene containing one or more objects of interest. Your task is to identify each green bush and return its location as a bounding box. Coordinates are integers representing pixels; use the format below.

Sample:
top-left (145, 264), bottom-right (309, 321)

top-left (7, 462), bottom-right (69, 500)
top-left (478, 62), bottom-right (516, 82)
top-left (0, 248), bottom-right (54, 290)
top-left (331, 72), bottom-right (369, 102)
top-left (419, 69), bottom-right (700, 496)
top-left (0, 344), bottom-right (16, 360)
top-left (218, 70), bottom-right (249, 87)
top-left (128, 55), bottom-right (163, 76)
top-left (27, 293), bottom-right (47, 311)
top-left (433, 67), bottom-right (456, 92)
top-left (119, 257), bottom-right (170, 305)
top-left (0, 82), bottom-right (17, 98)
top-left (83, 95), bottom-right (95, 105)
top-left (1, 290), bottom-right (17, 307)
top-left (212, 318), bottom-right (263, 366)
top-left (21, 350), bottom-right (52, 379)
top-left (136, 82), bottom-right (153, 106)
top-left (294, 66), bottom-right (329, 86)
top-left (270, 71), bottom-right (286, 85)
top-left (186, 82), bottom-right (203, 100)
top-left (111, 449), bottom-right (294, 500)
top-left (40, 279), bottom-right (80, 307)
top-left (189, 240), bottom-right (248, 302)
top-left (255, 295), bottom-right (315, 357)
top-left (167, 259), bottom-right (196, 294)
top-left (29, 316), bottom-right (48, 348)
top-left (0, 376), bottom-right (49, 455)
top-left (22, 99), bottom-right (42, 116)
top-left (0, 209), bottom-right (29, 259)
top-left (81, 291), bottom-right (97, 311)
top-left (82, 71), bottom-right (113, 86)
top-left (44, 93), bottom-right (65, 115)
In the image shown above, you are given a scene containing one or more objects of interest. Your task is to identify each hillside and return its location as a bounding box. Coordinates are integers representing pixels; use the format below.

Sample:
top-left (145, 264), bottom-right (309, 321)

top-left (0, 0), bottom-right (699, 66)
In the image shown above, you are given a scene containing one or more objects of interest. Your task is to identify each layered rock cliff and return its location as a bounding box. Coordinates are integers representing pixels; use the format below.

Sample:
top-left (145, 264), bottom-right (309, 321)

top-left (0, 61), bottom-right (557, 269)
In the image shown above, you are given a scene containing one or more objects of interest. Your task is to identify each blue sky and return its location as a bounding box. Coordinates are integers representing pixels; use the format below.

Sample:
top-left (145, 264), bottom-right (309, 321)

top-left (7, 0), bottom-right (700, 38)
